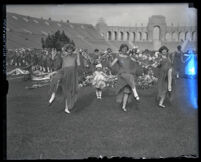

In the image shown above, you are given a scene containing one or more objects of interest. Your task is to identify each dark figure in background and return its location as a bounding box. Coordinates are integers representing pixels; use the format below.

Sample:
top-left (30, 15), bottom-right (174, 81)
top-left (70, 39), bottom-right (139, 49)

top-left (38, 52), bottom-right (43, 71)
top-left (8, 50), bottom-right (15, 66)
top-left (46, 53), bottom-right (53, 72)
top-left (53, 51), bottom-right (62, 71)
top-left (92, 48), bottom-right (101, 66)
top-left (101, 48), bottom-right (113, 67)
top-left (42, 52), bottom-right (48, 72)
top-left (173, 45), bottom-right (184, 78)
top-left (14, 52), bottom-right (20, 66)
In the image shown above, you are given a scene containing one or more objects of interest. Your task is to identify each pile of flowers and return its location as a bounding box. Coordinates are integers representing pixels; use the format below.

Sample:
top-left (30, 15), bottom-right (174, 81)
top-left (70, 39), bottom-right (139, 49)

top-left (129, 48), bottom-right (162, 69)
top-left (78, 47), bottom-right (162, 89)
top-left (127, 47), bottom-right (162, 89)
top-left (78, 73), bottom-right (118, 88)
top-left (136, 69), bottom-right (158, 89)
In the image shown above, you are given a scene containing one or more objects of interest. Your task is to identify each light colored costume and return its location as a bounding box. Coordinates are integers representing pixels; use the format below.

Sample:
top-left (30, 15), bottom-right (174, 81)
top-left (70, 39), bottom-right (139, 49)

top-left (92, 64), bottom-right (107, 90)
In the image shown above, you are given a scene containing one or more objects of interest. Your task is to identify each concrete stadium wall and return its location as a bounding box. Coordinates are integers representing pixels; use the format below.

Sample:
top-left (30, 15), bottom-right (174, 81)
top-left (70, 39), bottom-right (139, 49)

top-left (96, 15), bottom-right (197, 51)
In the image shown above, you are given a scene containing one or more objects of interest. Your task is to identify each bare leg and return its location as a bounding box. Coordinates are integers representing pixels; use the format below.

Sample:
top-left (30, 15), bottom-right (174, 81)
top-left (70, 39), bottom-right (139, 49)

top-left (159, 96), bottom-right (165, 108)
top-left (96, 89), bottom-right (99, 99)
top-left (132, 87), bottom-right (140, 100)
top-left (99, 90), bottom-right (102, 99)
top-left (49, 92), bottom-right (55, 104)
top-left (65, 99), bottom-right (70, 114)
top-left (176, 71), bottom-right (179, 78)
top-left (177, 73), bottom-right (179, 78)
top-left (122, 93), bottom-right (129, 111)
top-left (168, 68), bottom-right (172, 92)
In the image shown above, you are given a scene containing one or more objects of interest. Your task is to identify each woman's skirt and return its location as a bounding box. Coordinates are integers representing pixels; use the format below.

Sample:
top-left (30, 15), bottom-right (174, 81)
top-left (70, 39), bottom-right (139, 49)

top-left (115, 73), bottom-right (136, 104)
top-left (49, 66), bottom-right (78, 110)
top-left (156, 68), bottom-right (176, 103)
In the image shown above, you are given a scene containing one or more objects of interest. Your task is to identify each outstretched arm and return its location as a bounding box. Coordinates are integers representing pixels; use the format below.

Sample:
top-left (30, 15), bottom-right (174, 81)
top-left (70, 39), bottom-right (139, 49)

top-left (76, 52), bottom-right (81, 66)
top-left (110, 58), bottom-right (118, 67)
top-left (130, 57), bottom-right (136, 62)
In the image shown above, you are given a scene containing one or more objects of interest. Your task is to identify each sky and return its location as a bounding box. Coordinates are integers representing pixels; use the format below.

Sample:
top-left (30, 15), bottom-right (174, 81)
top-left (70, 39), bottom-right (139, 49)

top-left (6, 4), bottom-right (197, 26)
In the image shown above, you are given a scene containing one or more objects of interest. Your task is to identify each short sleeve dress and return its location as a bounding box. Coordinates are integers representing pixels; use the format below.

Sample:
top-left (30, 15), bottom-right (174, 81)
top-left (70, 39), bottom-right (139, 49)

top-left (156, 55), bottom-right (176, 102)
top-left (115, 54), bottom-right (139, 104)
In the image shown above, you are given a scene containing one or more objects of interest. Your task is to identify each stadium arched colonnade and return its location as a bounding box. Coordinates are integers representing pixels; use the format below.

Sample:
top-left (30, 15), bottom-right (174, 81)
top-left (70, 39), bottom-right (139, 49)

top-left (96, 15), bottom-right (197, 43)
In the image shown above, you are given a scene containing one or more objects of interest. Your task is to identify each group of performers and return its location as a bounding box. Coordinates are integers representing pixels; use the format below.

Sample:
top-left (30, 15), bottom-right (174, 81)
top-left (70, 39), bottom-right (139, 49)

top-left (47, 42), bottom-right (190, 114)
top-left (7, 42), bottom-right (196, 113)
top-left (7, 48), bottom-right (62, 72)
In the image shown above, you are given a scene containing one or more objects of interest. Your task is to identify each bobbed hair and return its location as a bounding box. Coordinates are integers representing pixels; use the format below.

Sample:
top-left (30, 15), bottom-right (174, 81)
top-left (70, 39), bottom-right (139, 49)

top-left (158, 45), bottom-right (169, 53)
top-left (119, 44), bottom-right (129, 52)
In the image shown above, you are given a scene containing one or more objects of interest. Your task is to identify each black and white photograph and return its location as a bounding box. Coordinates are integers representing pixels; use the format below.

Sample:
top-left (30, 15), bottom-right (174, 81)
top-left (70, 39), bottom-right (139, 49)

top-left (5, 3), bottom-right (198, 159)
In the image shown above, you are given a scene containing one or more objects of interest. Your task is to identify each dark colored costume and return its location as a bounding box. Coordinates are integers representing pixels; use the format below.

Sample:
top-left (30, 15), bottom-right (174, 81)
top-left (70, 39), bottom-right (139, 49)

top-left (46, 54), bottom-right (53, 71)
top-left (173, 51), bottom-right (184, 76)
top-left (157, 54), bottom-right (176, 102)
top-left (114, 54), bottom-right (139, 104)
top-left (53, 53), bottom-right (62, 71)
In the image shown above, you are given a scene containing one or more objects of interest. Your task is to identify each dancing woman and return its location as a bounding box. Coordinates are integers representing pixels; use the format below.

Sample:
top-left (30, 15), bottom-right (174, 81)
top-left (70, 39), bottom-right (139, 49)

top-left (48, 44), bottom-right (80, 114)
top-left (110, 44), bottom-right (140, 112)
top-left (157, 46), bottom-right (175, 108)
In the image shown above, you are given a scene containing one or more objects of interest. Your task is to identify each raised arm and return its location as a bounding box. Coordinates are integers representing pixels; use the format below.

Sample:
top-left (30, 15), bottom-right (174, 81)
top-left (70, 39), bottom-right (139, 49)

top-left (130, 56), bottom-right (136, 62)
top-left (110, 58), bottom-right (118, 67)
top-left (76, 52), bottom-right (81, 66)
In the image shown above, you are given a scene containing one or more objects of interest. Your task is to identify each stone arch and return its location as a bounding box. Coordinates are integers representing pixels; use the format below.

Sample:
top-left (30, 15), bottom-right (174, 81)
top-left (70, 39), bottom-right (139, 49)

top-left (185, 31), bottom-right (191, 41)
top-left (165, 33), bottom-right (171, 41)
top-left (132, 32), bottom-right (136, 42)
top-left (120, 31), bottom-right (124, 41)
top-left (136, 32), bottom-right (142, 41)
top-left (179, 32), bottom-right (185, 41)
top-left (107, 31), bottom-right (112, 40)
top-left (142, 32), bottom-right (148, 41)
top-left (192, 31), bottom-right (197, 41)
top-left (114, 31), bottom-right (118, 40)
top-left (139, 32), bottom-right (142, 41)
top-left (126, 32), bottom-right (130, 41)
top-left (153, 26), bottom-right (160, 40)
top-left (172, 32), bottom-right (178, 41)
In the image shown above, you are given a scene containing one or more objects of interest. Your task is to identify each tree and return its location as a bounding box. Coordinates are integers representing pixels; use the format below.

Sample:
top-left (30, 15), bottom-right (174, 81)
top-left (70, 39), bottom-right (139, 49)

top-left (41, 37), bottom-right (45, 49)
top-left (41, 30), bottom-right (75, 51)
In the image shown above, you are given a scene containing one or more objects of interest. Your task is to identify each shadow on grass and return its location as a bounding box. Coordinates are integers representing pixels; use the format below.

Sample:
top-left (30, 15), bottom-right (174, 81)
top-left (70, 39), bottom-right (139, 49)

top-left (71, 92), bottom-right (96, 113)
top-left (127, 99), bottom-right (140, 110)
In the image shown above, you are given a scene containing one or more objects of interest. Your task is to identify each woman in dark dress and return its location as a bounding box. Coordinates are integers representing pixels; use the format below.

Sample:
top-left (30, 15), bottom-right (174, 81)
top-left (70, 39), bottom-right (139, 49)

top-left (53, 51), bottom-right (62, 71)
top-left (48, 43), bottom-right (80, 114)
top-left (173, 45), bottom-right (184, 78)
top-left (110, 44), bottom-right (140, 112)
top-left (157, 46), bottom-right (175, 108)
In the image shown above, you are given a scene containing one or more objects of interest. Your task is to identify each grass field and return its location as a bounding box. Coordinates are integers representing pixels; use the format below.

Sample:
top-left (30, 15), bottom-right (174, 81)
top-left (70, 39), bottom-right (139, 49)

top-left (6, 77), bottom-right (198, 159)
